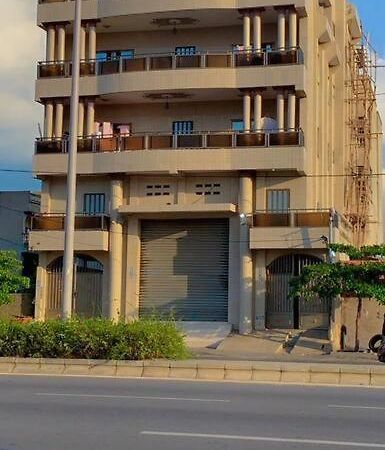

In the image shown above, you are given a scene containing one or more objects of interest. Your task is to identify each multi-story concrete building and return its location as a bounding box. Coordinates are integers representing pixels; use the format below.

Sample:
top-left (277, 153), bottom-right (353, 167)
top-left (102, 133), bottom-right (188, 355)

top-left (30, 0), bottom-right (383, 331)
top-left (0, 191), bottom-right (40, 256)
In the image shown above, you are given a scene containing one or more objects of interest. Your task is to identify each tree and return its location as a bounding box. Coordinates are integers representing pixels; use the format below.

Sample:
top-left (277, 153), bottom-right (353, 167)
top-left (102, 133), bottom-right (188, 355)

top-left (289, 244), bottom-right (385, 351)
top-left (0, 251), bottom-right (30, 306)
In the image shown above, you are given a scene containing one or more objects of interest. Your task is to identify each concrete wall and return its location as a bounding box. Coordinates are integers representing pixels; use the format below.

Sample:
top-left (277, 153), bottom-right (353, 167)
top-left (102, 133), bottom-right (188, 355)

top-left (330, 297), bottom-right (385, 352)
top-left (0, 294), bottom-right (34, 319)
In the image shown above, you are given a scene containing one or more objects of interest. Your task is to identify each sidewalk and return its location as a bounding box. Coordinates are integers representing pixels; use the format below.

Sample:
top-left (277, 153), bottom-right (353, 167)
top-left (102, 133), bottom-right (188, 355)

top-left (191, 329), bottom-right (379, 365)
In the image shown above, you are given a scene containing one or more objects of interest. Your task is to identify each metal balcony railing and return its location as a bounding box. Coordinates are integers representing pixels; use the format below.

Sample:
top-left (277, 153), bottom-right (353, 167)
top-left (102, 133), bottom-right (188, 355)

top-left (28, 214), bottom-right (110, 231)
top-left (252, 210), bottom-right (349, 229)
top-left (35, 129), bottom-right (304, 154)
top-left (37, 47), bottom-right (304, 78)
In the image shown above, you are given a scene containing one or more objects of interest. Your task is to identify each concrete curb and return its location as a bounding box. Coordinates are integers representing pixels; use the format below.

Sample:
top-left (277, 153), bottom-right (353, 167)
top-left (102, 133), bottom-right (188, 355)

top-left (0, 358), bottom-right (384, 387)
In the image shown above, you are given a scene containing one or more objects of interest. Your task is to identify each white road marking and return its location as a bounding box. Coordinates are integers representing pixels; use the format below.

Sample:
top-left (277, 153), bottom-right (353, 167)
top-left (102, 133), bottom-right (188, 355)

top-left (35, 393), bottom-right (229, 403)
top-left (329, 404), bottom-right (385, 411)
top-left (141, 431), bottom-right (385, 448)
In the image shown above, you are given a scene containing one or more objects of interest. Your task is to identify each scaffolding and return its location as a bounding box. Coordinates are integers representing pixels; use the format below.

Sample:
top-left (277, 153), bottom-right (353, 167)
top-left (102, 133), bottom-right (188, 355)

top-left (345, 32), bottom-right (377, 247)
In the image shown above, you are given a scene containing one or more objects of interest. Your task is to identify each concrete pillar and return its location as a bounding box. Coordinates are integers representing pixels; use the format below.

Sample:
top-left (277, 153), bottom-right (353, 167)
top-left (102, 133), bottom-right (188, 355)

top-left (86, 100), bottom-right (95, 135)
top-left (253, 11), bottom-right (262, 52)
top-left (78, 101), bottom-right (85, 137)
top-left (287, 92), bottom-right (296, 131)
top-left (125, 217), bottom-right (141, 322)
top-left (80, 25), bottom-right (86, 60)
top-left (40, 179), bottom-right (51, 214)
top-left (54, 101), bottom-right (64, 139)
top-left (243, 91), bottom-right (252, 132)
top-left (253, 91), bottom-right (263, 132)
top-left (276, 92), bottom-right (285, 131)
top-left (243, 13), bottom-right (251, 49)
top-left (34, 253), bottom-right (49, 321)
top-left (239, 174), bottom-right (254, 334)
top-left (109, 179), bottom-right (124, 321)
top-left (254, 250), bottom-right (267, 330)
top-left (57, 24), bottom-right (66, 61)
top-left (88, 23), bottom-right (97, 60)
top-left (288, 8), bottom-right (298, 49)
top-left (44, 101), bottom-right (54, 138)
top-left (277, 9), bottom-right (286, 51)
top-left (46, 25), bottom-right (55, 61)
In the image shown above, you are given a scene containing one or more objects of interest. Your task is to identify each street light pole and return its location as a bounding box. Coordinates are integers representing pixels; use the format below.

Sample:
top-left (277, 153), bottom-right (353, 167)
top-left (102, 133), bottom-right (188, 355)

top-left (62, 0), bottom-right (82, 319)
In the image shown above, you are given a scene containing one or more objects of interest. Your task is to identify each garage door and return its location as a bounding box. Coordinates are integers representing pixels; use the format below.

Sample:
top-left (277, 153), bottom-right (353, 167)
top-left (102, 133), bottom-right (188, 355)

top-left (139, 219), bottom-right (229, 321)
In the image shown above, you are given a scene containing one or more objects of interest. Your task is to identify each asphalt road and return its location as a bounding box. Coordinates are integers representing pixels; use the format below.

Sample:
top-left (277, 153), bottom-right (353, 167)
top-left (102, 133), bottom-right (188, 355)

top-left (0, 375), bottom-right (384, 450)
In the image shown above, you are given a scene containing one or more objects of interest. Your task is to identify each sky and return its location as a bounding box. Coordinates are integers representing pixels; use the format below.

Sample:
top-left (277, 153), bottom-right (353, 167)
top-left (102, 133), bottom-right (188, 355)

top-left (0, 0), bottom-right (384, 192)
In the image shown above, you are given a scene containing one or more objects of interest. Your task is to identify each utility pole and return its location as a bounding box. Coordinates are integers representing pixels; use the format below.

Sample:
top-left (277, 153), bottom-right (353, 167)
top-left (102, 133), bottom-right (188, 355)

top-left (62, 0), bottom-right (82, 319)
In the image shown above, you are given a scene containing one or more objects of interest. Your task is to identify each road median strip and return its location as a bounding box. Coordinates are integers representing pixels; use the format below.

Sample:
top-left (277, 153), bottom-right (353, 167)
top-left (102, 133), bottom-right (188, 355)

top-left (0, 357), bottom-right (385, 387)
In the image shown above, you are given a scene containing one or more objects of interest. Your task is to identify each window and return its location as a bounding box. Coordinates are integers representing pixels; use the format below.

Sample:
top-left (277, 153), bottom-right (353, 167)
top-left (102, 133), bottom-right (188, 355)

top-left (83, 193), bottom-right (106, 215)
top-left (267, 190), bottom-right (290, 212)
top-left (172, 121), bottom-right (193, 135)
top-left (96, 49), bottom-right (134, 61)
top-left (232, 120), bottom-right (244, 132)
top-left (175, 46), bottom-right (196, 56)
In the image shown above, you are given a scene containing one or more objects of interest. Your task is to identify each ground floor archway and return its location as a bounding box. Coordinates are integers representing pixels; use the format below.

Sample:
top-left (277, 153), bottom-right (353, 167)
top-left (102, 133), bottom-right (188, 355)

top-left (46, 254), bottom-right (104, 319)
top-left (266, 254), bottom-right (330, 329)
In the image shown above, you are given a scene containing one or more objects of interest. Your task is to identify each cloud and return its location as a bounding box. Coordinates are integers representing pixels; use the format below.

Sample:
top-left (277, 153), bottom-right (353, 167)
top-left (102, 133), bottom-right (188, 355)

top-left (0, 0), bottom-right (44, 171)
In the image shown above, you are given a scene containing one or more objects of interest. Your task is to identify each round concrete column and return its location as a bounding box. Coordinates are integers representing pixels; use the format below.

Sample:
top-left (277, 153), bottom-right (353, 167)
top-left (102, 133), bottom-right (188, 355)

top-left (78, 101), bottom-right (85, 137)
top-left (80, 25), bottom-right (86, 61)
top-left (239, 174), bottom-right (254, 335)
top-left (253, 11), bottom-right (262, 52)
top-left (54, 102), bottom-right (64, 139)
top-left (46, 25), bottom-right (55, 61)
top-left (88, 23), bottom-right (97, 60)
top-left (243, 13), bottom-right (251, 50)
top-left (44, 101), bottom-right (54, 138)
top-left (287, 92), bottom-right (296, 131)
top-left (277, 10), bottom-right (286, 51)
top-left (57, 24), bottom-right (66, 61)
top-left (253, 91), bottom-right (263, 132)
top-left (288, 9), bottom-right (298, 49)
top-left (243, 91), bottom-right (252, 132)
top-left (109, 179), bottom-right (124, 321)
top-left (86, 100), bottom-right (95, 135)
top-left (276, 92), bottom-right (285, 132)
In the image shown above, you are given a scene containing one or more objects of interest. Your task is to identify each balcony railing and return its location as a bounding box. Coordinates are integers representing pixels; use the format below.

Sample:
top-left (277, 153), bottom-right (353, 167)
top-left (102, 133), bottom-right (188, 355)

top-left (35, 129), bottom-right (304, 154)
top-left (37, 48), bottom-right (304, 78)
top-left (253, 210), bottom-right (349, 229)
top-left (28, 214), bottom-right (110, 231)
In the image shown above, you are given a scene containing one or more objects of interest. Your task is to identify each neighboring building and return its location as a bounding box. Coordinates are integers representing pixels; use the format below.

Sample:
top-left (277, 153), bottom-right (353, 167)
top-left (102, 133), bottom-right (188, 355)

top-left (30, 0), bottom-right (383, 331)
top-left (0, 191), bottom-right (40, 255)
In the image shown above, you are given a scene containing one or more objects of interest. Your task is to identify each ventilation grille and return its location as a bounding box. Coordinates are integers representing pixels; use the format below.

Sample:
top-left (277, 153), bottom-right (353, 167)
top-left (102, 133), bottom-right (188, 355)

top-left (146, 184), bottom-right (171, 197)
top-left (195, 183), bottom-right (221, 196)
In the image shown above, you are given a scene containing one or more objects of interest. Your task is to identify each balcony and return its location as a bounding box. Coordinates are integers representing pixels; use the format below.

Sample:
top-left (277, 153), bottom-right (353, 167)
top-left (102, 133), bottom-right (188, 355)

top-left (250, 210), bottom-right (353, 250)
top-left (37, 48), bottom-right (304, 79)
top-left (29, 213), bottom-right (110, 231)
top-left (27, 214), bottom-right (110, 251)
top-left (35, 130), bottom-right (304, 155)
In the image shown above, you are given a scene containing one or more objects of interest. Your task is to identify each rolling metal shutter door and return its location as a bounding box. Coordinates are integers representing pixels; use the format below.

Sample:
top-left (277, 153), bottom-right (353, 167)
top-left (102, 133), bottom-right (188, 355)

top-left (140, 219), bottom-right (229, 321)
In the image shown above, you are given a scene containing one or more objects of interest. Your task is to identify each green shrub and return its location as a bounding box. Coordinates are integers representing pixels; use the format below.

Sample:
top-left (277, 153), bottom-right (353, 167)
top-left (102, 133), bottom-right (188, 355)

top-left (0, 318), bottom-right (189, 360)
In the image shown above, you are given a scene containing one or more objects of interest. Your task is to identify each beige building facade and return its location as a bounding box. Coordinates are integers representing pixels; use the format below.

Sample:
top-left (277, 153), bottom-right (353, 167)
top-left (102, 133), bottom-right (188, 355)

top-left (31, 0), bottom-right (383, 332)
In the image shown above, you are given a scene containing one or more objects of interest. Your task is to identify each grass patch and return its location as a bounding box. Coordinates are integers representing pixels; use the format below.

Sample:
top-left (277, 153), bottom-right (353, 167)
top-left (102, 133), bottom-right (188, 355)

top-left (0, 318), bottom-right (189, 360)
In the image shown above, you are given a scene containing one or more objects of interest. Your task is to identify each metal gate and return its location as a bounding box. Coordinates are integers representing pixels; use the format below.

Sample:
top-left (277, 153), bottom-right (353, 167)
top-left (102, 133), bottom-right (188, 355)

top-left (46, 255), bottom-right (103, 319)
top-left (139, 219), bottom-right (229, 321)
top-left (266, 254), bottom-right (330, 329)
